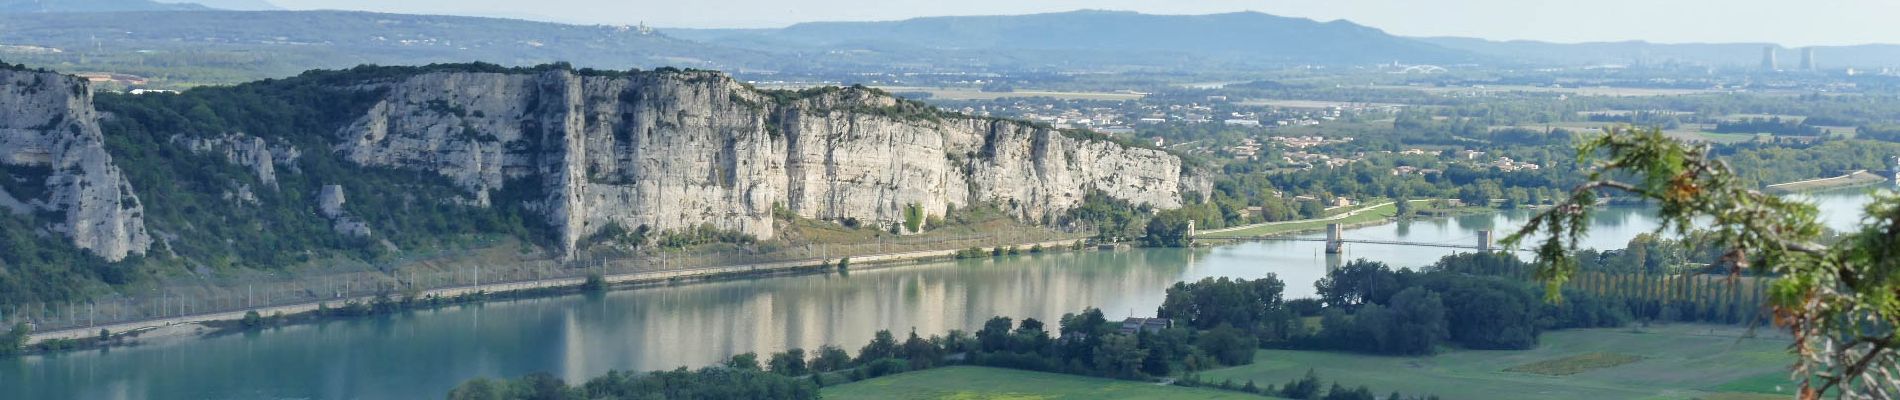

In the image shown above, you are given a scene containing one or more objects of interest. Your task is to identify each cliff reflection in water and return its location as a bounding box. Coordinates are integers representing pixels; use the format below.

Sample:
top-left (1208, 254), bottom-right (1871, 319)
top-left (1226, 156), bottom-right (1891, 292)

top-left (5, 187), bottom-right (1880, 400)
top-left (560, 248), bottom-right (1200, 381)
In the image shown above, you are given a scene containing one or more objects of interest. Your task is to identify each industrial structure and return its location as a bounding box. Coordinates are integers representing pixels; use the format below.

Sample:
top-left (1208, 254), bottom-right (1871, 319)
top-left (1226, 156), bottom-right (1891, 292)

top-left (1762, 46), bottom-right (1779, 71)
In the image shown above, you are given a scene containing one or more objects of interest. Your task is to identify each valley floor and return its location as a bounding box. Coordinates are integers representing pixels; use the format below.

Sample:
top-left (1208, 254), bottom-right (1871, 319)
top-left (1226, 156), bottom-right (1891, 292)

top-left (1198, 324), bottom-right (1791, 400)
top-left (822, 366), bottom-right (1269, 400)
top-left (824, 324), bottom-right (1793, 400)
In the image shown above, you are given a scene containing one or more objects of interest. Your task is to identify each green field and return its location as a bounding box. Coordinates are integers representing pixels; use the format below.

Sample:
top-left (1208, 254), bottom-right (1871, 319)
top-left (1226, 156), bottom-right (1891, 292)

top-left (823, 366), bottom-right (1269, 400)
top-left (1236, 98), bottom-right (1409, 109)
top-left (1373, 84), bottom-right (1721, 97)
top-left (1492, 122), bottom-right (1773, 144)
top-left (1197, 202), bottom-right (1400, 239)
top-left (872, 86), bottom-right (1145, 101)
top-left (1197, 324), bottom-right (1795, 400)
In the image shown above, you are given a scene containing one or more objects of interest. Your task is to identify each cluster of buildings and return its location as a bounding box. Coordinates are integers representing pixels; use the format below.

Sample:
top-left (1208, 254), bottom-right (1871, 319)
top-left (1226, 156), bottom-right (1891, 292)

top-left (1021, 110), bottom-right (1129, 131)
top-left (1389, 165), bottom-right (1444, 176)
top-left (1489, 156), bottom-right (1542, 172)
top-left (1289, 194), bottom-right (1357, 208)
top-left (1220, 136), bottom-right (1362, 165)
top-left (953, 96), bottom-right (1363, 136)
top-left (1392, 148), bottom-right (1543, 173)
top-left (1239, 136), bottom-right (1357, 166)
top-left (1227, 138), bottom-right (1262, 159)
top-left (958, 103), bottom-right (1136, 133)
top-left (1452, 149), bottom-right (1541, 171)
top-left (1224, 107), bottom-right (1342, 128)
top-left (961, 99), bottom-right (1353, 134)
top-left (1268, 135), bottom-right (1353, 149)
top-left (1282, 150), bottom-right (1358, 169)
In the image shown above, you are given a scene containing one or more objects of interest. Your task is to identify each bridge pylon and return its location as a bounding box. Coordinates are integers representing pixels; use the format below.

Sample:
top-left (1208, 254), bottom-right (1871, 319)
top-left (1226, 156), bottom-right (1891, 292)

top-left (1477, 230), bottom-right (1493, 252)
top-left (1325, 224), bottom-right (1344, 254)
top-left (1186, 220), bottom-right (1196, 246)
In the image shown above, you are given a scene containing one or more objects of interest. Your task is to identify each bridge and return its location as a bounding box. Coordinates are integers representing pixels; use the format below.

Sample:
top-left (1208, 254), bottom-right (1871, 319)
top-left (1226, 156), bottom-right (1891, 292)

top-left (1199, 223), bottom-right (1509, 253)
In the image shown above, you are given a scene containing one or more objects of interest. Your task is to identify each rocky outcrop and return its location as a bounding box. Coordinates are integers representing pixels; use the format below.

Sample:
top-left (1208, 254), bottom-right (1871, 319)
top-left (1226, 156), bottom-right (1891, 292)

top-left (0, 69), bottom-right (151, 261)
top-left (176, 132), bottom-right (301, 188)
top-left (336, 69), bottom-right (1196, 256)
top-left (316, 184), bottom-right (369, 237)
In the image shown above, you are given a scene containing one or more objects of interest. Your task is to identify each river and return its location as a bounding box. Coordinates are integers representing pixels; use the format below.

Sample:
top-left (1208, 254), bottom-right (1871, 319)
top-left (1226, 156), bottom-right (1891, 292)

top-left (2, 188), bottom-right (1885, 399)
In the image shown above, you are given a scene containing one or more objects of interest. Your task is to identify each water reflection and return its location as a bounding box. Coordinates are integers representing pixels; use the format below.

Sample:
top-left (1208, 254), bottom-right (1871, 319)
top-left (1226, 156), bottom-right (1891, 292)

top-left (1, 188), bottom-right (1882, 400)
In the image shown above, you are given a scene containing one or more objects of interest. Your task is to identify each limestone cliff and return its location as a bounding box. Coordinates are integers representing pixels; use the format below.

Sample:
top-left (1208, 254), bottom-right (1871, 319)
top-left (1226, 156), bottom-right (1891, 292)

top-left (175, 132), bottom-right (302, 189)
top-left (0, 68), bottom-right (151, 261)
top-left (335, 69), bottom-right (1195, 256)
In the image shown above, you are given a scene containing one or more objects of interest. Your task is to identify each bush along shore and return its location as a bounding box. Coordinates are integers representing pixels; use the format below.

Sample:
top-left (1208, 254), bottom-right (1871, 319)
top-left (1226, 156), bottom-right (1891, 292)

top-left (442, 247), bottom-right (1770, 399)
top-left (445, 305), bottom-right (1447, 400)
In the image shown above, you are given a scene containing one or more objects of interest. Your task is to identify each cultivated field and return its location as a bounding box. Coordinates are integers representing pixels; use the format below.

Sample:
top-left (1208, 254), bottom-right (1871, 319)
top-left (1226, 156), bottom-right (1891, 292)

top-left (1197, 324), bottom-right (1794, 400)
top-left (1373, 84), bottom-right (1723, 97)
top-left (1236, 99), bottom-right (1408, 109)
top-left (822, 366), bottom-right (1267, 400)
top-left (874, 86), bottom-right (1146, 101)
top-left (1492, 122), bottom-right (1769, 144)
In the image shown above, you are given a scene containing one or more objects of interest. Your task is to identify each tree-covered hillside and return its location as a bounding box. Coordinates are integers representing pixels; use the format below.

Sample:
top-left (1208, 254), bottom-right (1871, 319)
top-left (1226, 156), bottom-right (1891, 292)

top-left (675, 10), bottom-right (1474, 67)
top-left (0, 9), bottom-right (1481, 87)
top-left (0, 0), bottom-right (204, 13)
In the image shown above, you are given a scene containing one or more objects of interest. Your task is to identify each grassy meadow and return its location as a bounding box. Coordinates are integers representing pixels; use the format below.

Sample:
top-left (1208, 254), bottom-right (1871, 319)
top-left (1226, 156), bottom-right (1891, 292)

top-left (822, 366), bottom-right (1270, 400)
top-left (1197, 324), bottom-right (1795, 400)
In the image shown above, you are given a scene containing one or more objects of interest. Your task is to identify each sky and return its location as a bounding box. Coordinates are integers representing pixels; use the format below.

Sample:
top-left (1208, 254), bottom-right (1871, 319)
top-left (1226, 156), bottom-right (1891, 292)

top-left (262, 0), bottom-right (1900, 47)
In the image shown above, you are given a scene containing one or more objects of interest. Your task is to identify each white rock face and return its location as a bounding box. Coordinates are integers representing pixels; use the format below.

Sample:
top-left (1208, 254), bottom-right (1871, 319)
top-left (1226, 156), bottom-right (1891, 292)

top-left (0, 69), bottom-right (152, 261)
top-left (317, 184), bottom-right (347, 218)
top-left (336, 70), bottom-right (1196, 256)
top-left (177, 132), bottom-right (299, 188)
top-left (314, 184), bottom-right (368, 237)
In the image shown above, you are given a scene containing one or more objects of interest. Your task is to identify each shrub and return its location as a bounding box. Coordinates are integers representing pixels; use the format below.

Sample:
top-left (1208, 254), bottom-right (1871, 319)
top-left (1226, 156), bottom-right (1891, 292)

top-left (904, 203), bottom-right (925, 233)
top-left (582, 273), bottom-right (607, 292)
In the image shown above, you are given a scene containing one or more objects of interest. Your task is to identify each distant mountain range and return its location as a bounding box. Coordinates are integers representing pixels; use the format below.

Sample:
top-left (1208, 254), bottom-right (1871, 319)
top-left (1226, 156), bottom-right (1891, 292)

top-left (0, 9), bottom-right (1480, 85)
top-left (673, 10), bottom-right (1900, 70)
top-left (0, 10), bottom-right (758, 83)
top-left (162, 0), bottom-right (278, 11)
top-left (671, 10), bottom-right (1476, 67)
top-left (0, 0), bottom-right (277, 12)
top-left (0, 0), bottom-right (207, 12)
top-left (2, 7), bottom-right (1898, 86)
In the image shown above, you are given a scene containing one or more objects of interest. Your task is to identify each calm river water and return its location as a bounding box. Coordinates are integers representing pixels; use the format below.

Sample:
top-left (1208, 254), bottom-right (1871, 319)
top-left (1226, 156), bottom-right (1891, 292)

top-left (2, 188), bottom-right (1885, 399)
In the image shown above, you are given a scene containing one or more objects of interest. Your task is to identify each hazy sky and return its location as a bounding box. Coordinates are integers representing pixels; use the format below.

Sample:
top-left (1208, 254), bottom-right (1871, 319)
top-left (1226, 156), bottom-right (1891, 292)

top-left (265, 0), bottom-right (1900, 46)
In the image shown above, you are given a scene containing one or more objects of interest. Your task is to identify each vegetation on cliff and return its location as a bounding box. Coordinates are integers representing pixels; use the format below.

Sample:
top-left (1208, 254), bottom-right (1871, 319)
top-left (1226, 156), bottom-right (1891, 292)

top-left (0, 62), bottom-right (1194, 314)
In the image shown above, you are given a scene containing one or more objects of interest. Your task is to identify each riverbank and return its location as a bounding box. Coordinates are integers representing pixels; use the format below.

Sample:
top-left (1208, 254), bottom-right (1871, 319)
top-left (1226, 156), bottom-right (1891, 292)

top-left (21, 237), bottom-right (1086, 351)
top-left (1194, 201), bottom-right (1403, 239)
top-left (1766, 170), bottom-right (1892, 193)
top-left (15, 190), bottom-right (1875, 398)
